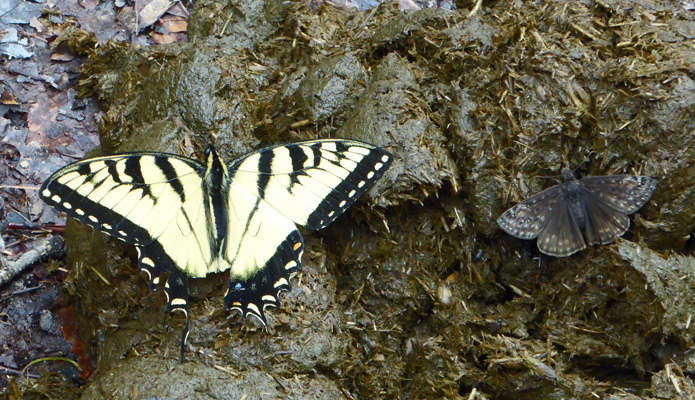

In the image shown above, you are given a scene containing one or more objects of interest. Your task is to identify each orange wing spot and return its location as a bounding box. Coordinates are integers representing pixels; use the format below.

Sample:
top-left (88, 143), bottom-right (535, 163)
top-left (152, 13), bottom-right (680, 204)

top-left (293, 242), bottom-right (302, 251)
top-left (232, 302), bottom-right (242, 307)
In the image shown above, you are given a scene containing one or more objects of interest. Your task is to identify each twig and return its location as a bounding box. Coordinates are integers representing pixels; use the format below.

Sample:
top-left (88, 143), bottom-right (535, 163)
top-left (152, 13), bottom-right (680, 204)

top-left (0, 285), bottom-right (43, 300)
top-left (0, 236), bottom-right (64, 287)
top-left (467, 0), bottom-right (483, 18)
top-left (0, 365), bottom-right (40, 378)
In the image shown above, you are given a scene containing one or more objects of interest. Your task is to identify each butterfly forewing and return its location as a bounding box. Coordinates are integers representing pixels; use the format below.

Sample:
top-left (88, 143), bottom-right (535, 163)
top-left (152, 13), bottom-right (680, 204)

top-left (496, 185), bottom-right (563, 240)
top-left (579, 175), bottom-right (657, 214)
top-left (41, 154), bottom-right (207, 247)
top-left (231, 140), bottom-right (392, 230)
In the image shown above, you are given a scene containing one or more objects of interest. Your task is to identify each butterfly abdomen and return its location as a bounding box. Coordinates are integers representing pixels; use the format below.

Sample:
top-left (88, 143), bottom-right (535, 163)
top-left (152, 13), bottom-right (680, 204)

top-left (203, 146), bottom-right (230, 256)
top-left (562, 179), bottom-right (588, 231)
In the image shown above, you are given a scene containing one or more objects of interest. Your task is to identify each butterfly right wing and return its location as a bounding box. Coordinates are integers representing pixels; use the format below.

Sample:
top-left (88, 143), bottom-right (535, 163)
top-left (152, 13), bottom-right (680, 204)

top-left (497, 185), bottom-right (564, 240)
top-left (578, 174), bottom-right (656, 247)
top-left (579, 190), bottom-right (631, 246)
top-left (219, 139), bottom-right (391, 326)
top-left (579, 175), bottom-right (657, 214)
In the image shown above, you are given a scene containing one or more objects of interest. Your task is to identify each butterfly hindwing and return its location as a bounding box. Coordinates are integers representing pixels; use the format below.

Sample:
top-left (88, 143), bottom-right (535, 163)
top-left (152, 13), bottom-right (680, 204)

top-left (579, 187), bottom-right (631, 246)
top-left (536, 197), bottom-right (586, 257)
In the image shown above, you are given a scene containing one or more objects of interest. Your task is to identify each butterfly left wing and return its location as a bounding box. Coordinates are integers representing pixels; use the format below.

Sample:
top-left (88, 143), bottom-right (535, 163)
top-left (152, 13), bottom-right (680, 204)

top-left (497, 184), bottom-right (564, 240)
top-left (536, 197), bottom-right (586, 257)
top-left (40, 152), bottom-right (219, 360)
top-left (220, 139), bottom-right (392, 325)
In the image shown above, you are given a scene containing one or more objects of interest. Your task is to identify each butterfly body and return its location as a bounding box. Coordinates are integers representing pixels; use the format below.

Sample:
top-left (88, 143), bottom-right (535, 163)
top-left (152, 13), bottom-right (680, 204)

top-left (560, 170), bottom-right (588, 232)
top-left (40, 139), bottom-right (392, 360)
top-left (497, 169), bottom-right (657, 257)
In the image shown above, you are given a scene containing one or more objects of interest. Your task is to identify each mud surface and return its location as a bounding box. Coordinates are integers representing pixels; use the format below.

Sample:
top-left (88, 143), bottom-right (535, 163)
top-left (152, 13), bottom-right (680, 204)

top-left (3, 0), bottom-right (695, 399)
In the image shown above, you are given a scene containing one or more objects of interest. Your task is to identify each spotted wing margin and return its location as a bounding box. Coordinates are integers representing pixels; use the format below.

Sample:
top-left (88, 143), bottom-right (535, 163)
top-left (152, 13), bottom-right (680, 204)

top-left (222, 185), bottom-right (303, 325)
top-left (579, 175), bottom-right (657, 214)
top-left (228, 139), bottom-right (393, 230)
top-left (497, 185), bottom-right (564, 240)
top-left (39, 152), bottom-right (217, 279)
top-left (220, 139), bottom-right (391, 325)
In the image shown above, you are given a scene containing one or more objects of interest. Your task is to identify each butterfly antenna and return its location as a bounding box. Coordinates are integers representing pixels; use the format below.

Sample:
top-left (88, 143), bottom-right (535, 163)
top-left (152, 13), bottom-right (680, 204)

top-left (534, 170), bottom-right (563, 182)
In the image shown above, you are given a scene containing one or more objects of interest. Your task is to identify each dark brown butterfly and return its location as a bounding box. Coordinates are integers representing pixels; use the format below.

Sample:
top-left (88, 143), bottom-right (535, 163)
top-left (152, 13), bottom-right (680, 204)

top-left (497, 169), bottom-right (657, 257)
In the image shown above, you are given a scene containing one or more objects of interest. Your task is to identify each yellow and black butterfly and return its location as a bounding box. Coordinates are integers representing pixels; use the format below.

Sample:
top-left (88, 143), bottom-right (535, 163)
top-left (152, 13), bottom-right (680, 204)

top-left (40, 139), bottom-right (392, 360)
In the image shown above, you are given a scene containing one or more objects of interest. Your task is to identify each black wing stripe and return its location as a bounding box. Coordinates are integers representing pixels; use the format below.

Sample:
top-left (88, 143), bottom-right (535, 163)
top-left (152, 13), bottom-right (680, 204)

top-left (123, 156), bottom-right (155, 200)
top-left (310, 143), bottom-right (322, 168)
top-left (287, 144), bottom-right (308, 189)
top-left (155, 156), bottom-right (186, 202)
top-left (257, 148), bottom-right (274, 198)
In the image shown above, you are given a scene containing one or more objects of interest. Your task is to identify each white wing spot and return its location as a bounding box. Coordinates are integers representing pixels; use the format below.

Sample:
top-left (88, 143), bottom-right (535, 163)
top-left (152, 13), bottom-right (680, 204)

top-left (75, 209), bottom-right (85, 216)
top-left (171, 298), bottom-right (186, 306)
top-left (339, 200), bottom-right (347, 207)
top-left (367, 171), bottom-right (375, 179)
top-left (328, 210), bottom-right (335, 217)
top-left (247, 303), bottom-right (261, 315)
top-left (141, 257), bottom-right (154, 267)
top-left (374, 162), bottom-right (384, 171)
top-left (348, 146), bottom-right (370, 155)
top-left (358, 181), bottom-right (366, 188)
top-left (274, 278), bottom-right (289, 288)
top-left (88, 215), bottom-right (98, 223)
top-left (118, 230), bottom-right (127, 237)
top-left (152, 277), bottom-right (160, 285)
top-left (349, 189), bottom-right (356, 197)
top-left (62, 202), bottom-right (72, 210)
top-left (285, 260), bottom-right (298, 270)
top-left (262, 295), bottom-right (276, 302)
top-left (51, 195), bottom-right (61, 203)
top-left (42, 189), bottom-right (51, 197)
top-left (102, 223), bottom-right (112, 230)
top-left (381, 155), bottom-right (389, 162)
